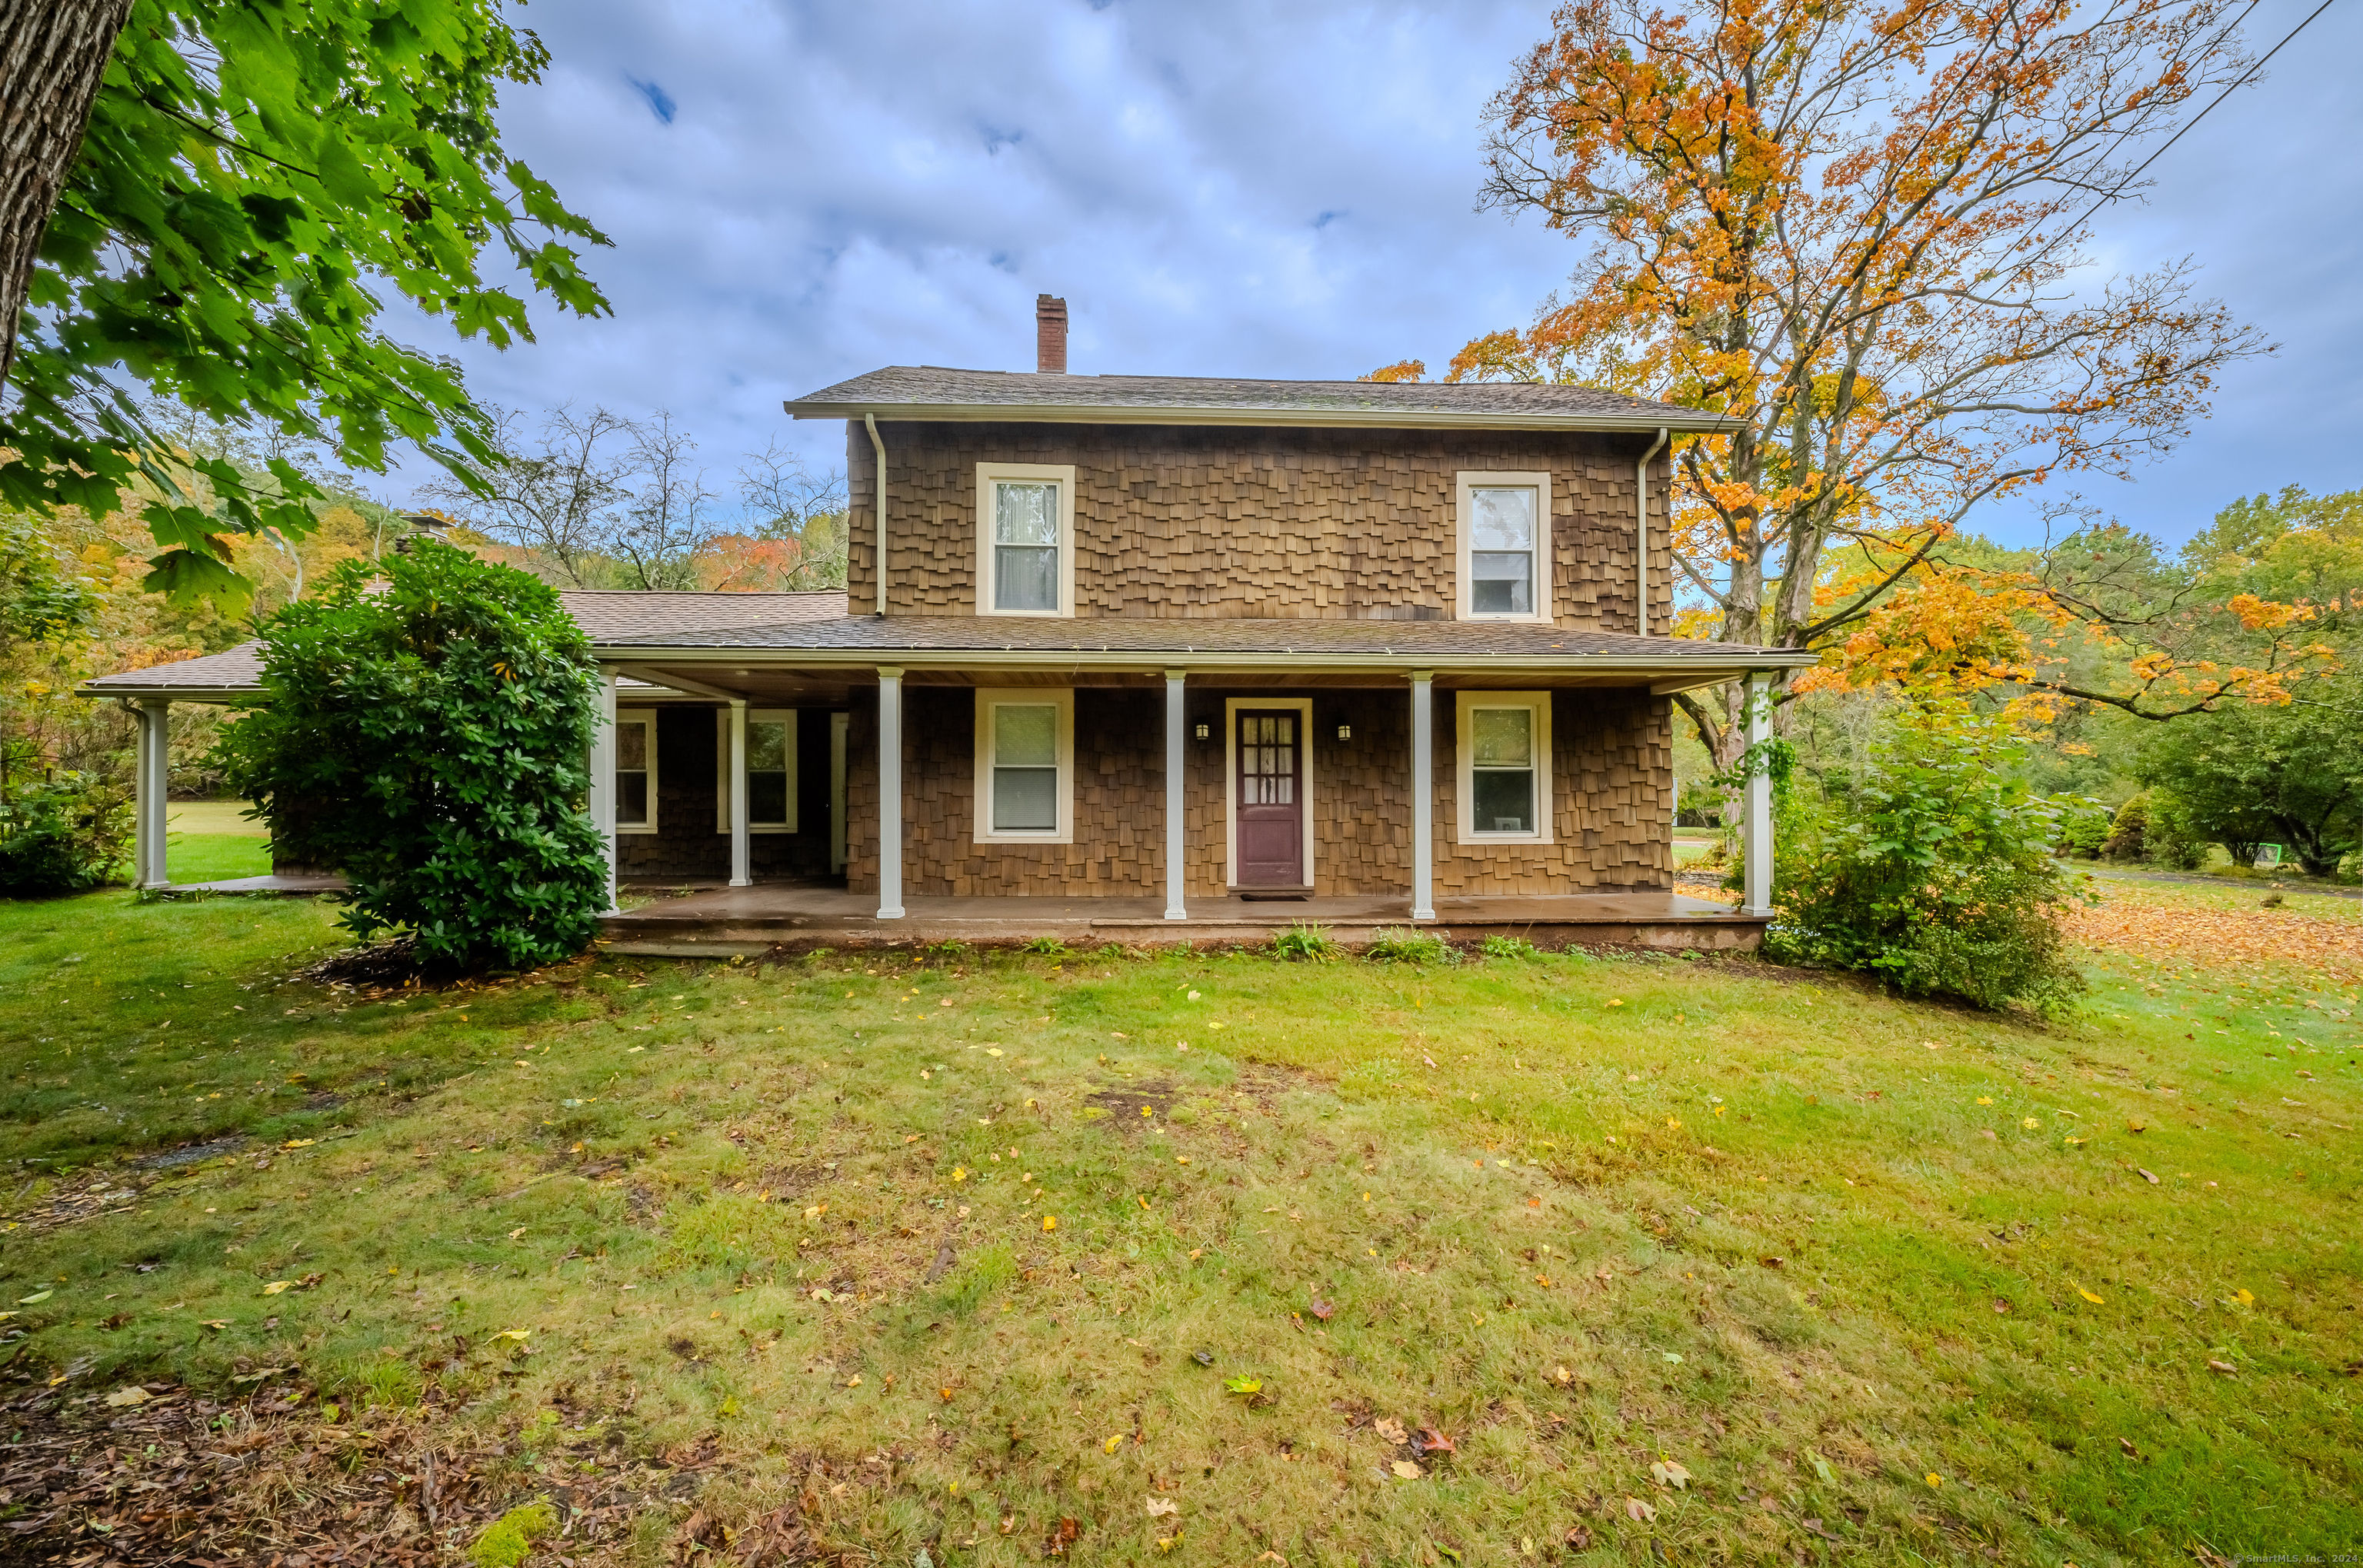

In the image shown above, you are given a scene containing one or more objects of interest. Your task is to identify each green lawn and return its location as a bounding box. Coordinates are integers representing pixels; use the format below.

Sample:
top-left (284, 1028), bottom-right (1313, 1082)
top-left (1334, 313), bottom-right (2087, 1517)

top-left (0, 888), bottom-right (2355, 1564)
top-left (162, 799), bottom-right (274, 883)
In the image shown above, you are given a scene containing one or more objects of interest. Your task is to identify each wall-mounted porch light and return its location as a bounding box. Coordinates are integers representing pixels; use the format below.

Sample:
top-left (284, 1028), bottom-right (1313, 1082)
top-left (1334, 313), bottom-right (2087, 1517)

top-left (1194, 723), bottom-right (1210, 740)
top-left (1336, 724), bottom-right (1351, 740)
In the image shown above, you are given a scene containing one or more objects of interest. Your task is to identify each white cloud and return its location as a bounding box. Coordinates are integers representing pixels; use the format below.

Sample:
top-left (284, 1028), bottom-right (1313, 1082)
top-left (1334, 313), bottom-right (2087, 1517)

top-left (376, 0), bottom-right (2362, 546)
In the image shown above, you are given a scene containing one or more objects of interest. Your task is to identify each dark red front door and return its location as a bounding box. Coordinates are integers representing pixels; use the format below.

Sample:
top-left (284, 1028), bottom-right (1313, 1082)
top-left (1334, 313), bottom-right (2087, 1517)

top-left (1235, 711), bottom-right (1303, 886)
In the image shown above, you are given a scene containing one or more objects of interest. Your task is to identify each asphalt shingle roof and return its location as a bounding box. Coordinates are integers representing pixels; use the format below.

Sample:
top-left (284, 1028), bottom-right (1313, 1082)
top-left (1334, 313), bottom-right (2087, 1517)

top-left (786, 366), bottom-right (1731, 434)
top-left (83, 594), bottom-right (1805, 697)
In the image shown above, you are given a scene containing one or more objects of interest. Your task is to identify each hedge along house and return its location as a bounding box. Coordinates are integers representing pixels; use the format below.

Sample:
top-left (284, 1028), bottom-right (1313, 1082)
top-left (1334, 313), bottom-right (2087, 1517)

top-left (84, 297), bottom-right (1811, 947)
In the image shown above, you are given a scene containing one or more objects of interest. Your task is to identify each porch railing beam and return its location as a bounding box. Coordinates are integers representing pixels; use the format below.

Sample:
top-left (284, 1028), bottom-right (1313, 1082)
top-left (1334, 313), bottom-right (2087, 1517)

top-left (1409, 671), bottom-right (1435, 921)
top-left (1164, 669), bottom-right (1187, 920)
top-left (876, 667), bottom-right (905, 919)
top-left (728, 697), bottom-right (752, 888)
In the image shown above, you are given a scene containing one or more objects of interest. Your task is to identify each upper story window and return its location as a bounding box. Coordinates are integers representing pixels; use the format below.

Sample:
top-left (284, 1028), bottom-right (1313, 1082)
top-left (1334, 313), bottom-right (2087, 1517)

top-left (1455, 691), bottom-right (1553, 843)
top-left (973, 687), bottom-right (1075, 843)
top-left (1455, 471), bottom-right (1553, 623)
top-left (976, 462), bottom-right (1078, 618)
top-left (615, 711), bottom-right (656, 833)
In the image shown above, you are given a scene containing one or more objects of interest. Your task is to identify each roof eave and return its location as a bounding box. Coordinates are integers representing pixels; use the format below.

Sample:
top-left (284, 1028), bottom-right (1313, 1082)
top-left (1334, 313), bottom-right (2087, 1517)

top-left (783, 400), bottom-right (1736, 436)
top-left (584, 642), bottom-right (1816, 675)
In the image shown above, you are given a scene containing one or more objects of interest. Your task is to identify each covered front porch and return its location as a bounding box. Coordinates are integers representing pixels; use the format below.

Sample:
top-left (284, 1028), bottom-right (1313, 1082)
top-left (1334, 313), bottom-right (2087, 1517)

top-left (587, 614), bottom-right (1806, 950)
top-left (598, 881), bottom-right (1762, 954)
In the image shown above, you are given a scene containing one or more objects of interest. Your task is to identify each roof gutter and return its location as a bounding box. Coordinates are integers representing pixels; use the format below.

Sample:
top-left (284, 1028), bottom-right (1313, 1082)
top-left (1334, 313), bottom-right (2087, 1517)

top-left (863, 414), bottom-right (888, 617)
top-left (791, 401), bottom-right (1737, 436)
top-left (572, 644), bottom-right (1819, 677)
top-left (1635, 426), bottom-right (1669, 637)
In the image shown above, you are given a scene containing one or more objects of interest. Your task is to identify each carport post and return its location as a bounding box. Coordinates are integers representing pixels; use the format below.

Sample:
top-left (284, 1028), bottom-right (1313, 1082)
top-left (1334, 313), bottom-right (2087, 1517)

top-left (588, 667), bottom-right (618, 914)
top-left (876, 667), bottom-right (905, 919)
top-left (1409, 671), bottom-right (1435, 921)
top-left (1741, 671), bottom-right (1774, 917)
top-left (135, 697), bottom-right (170, 887)
top-left (728, 697), bottom-right (752, 887)
top-left (1164, 669), bottom-right (1188, 920)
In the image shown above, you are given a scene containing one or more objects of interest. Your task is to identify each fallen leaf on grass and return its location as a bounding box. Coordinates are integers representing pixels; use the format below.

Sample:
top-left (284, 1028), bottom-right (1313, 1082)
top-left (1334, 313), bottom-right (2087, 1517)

top-left (1373, 1417), bottom-right (1408, 1444)
top-left (104, 1387), bottom-right (154, 1407)
top-left (1624, 1497), bottom-right (1655, 1523)
top-left (1416, 1427), bottom-right (1455, 1453)
top-left (1390, 1460), bottom-right (1421, 1480)
top-left (1308, 1297), bottom-right (1335, 1321)
top-left (1105, 1435), bottom-right (1125, 1453)
top-left (1650, 1458), bottom-right (1689, 1490)
top-left (2208, 1359), bottom-right (2236, 1374)
top-left (1806, 1450), bottom-right (1835, 1484)
top-left (2138, 1168), bottom-right (2160, 1184)
top-left (1145, 1497), bottom-right (1180, 1518)
top-left (2076, 1286), bottom-right (2105, 1304)
top-left (261, 1280), bottom-right (293, 1295)
top-left (1565, 1526), bottom-right (1593, 1551)
top-left (16, 1290), bottom-right (51, 1304)
top-left (1223, 1377), bottom-right (1261, 1396)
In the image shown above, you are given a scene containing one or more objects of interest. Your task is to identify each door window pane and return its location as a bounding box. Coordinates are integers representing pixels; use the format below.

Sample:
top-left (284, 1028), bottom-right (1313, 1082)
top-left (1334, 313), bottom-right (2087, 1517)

top-left (994, 481), bottom-right (1059, 611)
top-left (992, 703), bottom-right (1059, 832)
top-left (1470, 487), bottom-right (1537, 614)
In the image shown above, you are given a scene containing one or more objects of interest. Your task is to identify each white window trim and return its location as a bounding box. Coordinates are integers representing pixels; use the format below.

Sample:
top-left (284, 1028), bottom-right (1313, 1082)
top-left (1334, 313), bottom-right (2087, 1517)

top-left (615, 709), bottom-right (658, 834)
top-left (975, 461), bottom-right (1078, 619)
top-left (1222, 696), bottom-right (1315, 889)
top-left (714, 709), bottom-right (799, 834)
top-left (1455, 470), bottom-right (1555, 624)
top-left (1455, 691), bottom-right (1554, 844)
top-left (972, 687), bottom-right (1075, 844)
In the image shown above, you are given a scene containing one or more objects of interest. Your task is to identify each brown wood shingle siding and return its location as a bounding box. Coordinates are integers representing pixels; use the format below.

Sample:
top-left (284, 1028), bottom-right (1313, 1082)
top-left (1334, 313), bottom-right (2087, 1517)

top-left (845, 422), bottom-right (1672, 634)
top-left (844, 686), bottom-right (1670, 899)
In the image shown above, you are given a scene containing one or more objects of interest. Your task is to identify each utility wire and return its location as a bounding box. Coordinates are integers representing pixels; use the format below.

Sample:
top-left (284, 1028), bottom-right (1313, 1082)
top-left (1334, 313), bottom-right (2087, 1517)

top-left (2053, 0), bottom-right (2340, 245)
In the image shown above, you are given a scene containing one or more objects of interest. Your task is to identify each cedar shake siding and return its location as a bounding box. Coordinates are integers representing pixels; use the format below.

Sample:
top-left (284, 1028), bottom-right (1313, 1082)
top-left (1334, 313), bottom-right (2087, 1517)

top-left (844, 684), bottom-right (1671, 899)
top-left (845, 422), bottom-right (1674, 634)
top-left (616, 706), bottom-right (837, 882)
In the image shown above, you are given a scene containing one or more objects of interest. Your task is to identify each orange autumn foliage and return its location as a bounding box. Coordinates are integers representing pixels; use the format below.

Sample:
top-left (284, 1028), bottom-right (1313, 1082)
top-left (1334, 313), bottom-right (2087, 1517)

top-left (1448, 0), bottom-right (2265, 762)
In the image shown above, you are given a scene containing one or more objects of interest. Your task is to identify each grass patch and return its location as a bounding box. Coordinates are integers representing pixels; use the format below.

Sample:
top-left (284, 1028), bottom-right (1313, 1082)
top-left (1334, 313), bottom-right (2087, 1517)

top-left (0, 886), bottom-right (2355, 1563)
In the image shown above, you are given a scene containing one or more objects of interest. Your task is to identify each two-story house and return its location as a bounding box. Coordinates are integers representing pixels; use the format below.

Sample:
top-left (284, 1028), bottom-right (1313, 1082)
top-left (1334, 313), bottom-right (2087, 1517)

top-left (87, 297), bottom-right (1806, 947)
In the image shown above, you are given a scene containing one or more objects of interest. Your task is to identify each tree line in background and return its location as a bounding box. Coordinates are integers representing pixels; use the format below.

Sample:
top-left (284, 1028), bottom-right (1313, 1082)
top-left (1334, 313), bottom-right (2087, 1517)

top-left (417, 404), bottom-right (849, 594)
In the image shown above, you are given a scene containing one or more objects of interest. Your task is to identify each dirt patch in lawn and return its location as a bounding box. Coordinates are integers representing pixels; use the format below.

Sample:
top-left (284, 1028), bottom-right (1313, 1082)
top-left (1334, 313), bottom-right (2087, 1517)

top-left (1082, 1077), bottom-right (1178, 1130)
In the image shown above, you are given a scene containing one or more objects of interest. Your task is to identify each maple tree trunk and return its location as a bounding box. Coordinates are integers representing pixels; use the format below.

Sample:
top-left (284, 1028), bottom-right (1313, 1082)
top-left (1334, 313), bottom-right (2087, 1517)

top-left (0, 0), bottom-right (132, 391)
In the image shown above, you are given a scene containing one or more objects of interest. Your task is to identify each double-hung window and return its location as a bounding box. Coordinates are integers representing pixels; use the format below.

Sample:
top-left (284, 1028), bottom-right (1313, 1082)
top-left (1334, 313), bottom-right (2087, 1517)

top-left (976, 462), bottom-right (1077, 618)
top-left (615, 711), bottom-right (657, 833)
top-left (1456, 471), bottom-right (1552, 622)
top-left (1455, 692), bottom-right (1552, 843)
top-left (715, 710), bottom-right (798, 833)
top-left (973, 688), bottom-right (1074, 843)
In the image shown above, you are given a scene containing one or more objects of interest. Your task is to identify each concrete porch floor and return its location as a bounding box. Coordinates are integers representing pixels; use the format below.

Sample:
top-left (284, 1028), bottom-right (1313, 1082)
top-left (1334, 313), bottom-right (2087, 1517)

top-left (602, 881), bottom-right (1764, 955)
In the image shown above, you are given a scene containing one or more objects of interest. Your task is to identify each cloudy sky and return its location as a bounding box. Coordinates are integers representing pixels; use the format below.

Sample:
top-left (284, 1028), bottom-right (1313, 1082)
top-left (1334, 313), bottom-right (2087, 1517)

top-left (385, 0), bottom-right (2363, 548)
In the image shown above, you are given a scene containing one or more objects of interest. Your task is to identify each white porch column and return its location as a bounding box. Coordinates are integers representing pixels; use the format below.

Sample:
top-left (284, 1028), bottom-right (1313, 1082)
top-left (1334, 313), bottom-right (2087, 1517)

top-left (1741, 670), bottom-right (1774, 917)
top-left (728, 697), bottom-right (752, 887)
top-left (875, 666), bottom-right (905, 919)
top-left (587, 666), bottom-right (618, 914)
top-left (1409, 671), bottom-right (1435, 921)
top-left (135, 698), bottom-right (170, 888)
top-left (1164, 669), bottom-right (1188, 920)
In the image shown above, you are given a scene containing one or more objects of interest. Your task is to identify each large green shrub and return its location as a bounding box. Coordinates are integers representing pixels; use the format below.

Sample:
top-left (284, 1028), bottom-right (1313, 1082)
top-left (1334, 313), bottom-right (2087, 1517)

top-left (212, 540), bottom-right (605, 969)
top-left (0, 770), bottom-right (130, 897)
top-left (1765, 704), bottom-right (2095, 1014)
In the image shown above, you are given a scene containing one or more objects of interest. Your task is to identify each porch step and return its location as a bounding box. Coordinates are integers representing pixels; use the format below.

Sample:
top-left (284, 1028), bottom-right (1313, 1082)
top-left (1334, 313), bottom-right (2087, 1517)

top-left (599, 939), bottom-right (776, 959)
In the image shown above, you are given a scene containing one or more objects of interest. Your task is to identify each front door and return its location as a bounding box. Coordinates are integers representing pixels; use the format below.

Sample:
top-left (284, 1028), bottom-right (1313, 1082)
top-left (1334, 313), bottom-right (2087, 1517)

top-left (1235, 710), bottom-right (1304, 887)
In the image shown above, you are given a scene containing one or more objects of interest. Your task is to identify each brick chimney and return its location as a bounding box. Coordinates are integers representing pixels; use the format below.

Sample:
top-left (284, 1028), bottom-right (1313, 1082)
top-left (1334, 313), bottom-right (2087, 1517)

top-left (1035, 294), bottom-right (1068, 374)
